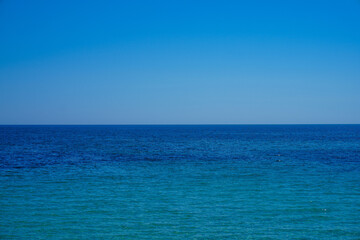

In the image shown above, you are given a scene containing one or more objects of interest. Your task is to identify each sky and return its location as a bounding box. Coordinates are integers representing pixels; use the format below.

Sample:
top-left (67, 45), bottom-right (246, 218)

top-left (0, 0), bottom-right (359, 124)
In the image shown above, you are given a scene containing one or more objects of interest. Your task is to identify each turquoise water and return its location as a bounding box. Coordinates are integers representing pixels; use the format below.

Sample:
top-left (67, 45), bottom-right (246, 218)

top-left (1, 125), bottom-right (360, 239)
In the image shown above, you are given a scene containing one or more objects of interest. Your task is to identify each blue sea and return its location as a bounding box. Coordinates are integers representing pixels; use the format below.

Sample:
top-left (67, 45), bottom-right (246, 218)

top-left (1, 125), bottom-right (360, 239)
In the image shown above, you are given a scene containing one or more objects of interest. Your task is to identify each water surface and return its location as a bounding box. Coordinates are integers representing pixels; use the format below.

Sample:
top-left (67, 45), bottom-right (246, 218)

top-left (1, 125), bottom-right (360, 239)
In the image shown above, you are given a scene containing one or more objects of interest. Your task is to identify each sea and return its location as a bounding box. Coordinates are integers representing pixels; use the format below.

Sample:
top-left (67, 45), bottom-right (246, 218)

top-left (1, 125), bottom-right (359, 239)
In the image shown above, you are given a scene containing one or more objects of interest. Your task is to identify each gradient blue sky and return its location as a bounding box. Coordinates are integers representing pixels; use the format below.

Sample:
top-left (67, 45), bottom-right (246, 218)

top-left (0, 0), bottom-right (359, 124)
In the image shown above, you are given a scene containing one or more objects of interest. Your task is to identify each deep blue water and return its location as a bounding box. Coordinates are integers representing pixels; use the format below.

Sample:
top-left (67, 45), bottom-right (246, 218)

top-left (1, 125), bottom-right (360, 239)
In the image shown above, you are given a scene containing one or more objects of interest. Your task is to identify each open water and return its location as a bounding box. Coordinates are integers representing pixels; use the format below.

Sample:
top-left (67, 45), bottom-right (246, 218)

top-left (1, 125), bottom-right (359, 239)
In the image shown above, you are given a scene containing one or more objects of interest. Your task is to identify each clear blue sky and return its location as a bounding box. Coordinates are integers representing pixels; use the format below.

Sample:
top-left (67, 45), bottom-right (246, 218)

top-left (0, 0), bottom-right (359, 124)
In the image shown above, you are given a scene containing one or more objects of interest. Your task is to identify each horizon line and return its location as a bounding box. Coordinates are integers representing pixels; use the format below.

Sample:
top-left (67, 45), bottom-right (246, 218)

top-left (1, 123), bottom-right (359, 126)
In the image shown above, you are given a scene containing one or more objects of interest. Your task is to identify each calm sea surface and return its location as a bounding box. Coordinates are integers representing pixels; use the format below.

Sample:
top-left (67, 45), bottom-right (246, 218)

top-left (1, 125), bottom-right (360, 239)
